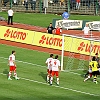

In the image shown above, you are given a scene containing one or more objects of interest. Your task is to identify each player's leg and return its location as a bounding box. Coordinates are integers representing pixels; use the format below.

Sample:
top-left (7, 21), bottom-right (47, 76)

top-left (84, 73), bottom-right (92, 82)
top-left (50, 71), bottom-right (54, 85)
top-left (93, 71), bottom-right (98, 84)
top-left (11, 16), bottom-right (13, 25)
top-left (8, 66), bottom-right (13, 80)
top-left (7, 16), bottom-right (10, 25)
top-left (13, 67), bottom-right (19, 80)
top-left (47, 69), bottom-right (50, 83)
top-left (56, 71), bottom-right (59, 85)
top-left (84, 71), bottom-right (89, 78)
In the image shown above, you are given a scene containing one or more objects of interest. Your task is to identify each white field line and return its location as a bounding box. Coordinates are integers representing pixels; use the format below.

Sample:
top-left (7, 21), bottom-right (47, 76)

top-left (0, 56), bottom-right (100, 79)
top-left (0, 73), bottom-right (99, 97)
top-left (0, 56), bottom-right (85, 71)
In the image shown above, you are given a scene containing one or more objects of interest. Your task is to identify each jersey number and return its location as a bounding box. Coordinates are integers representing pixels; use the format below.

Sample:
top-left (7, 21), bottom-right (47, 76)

top-left (92, 63), bottom-right (94, 67)
top-left (54, 61), bottom-right (57, 65)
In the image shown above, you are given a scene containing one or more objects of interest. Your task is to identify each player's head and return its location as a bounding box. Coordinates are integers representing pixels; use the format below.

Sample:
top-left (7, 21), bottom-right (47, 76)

top-left (50, 23), bottom-right (52, 26)
top-left (55, 55), bottom-right (58, 59)
top-left (56, 25), bottom-right (59, 28)
top-left (12, 50), bottom-right (16, 55)
top-left (86, 24), bottom-right (89, 27)
top-left (92, 56), bottom-right (96, 61)
top-left (50, 54), bottom-right (54, 58)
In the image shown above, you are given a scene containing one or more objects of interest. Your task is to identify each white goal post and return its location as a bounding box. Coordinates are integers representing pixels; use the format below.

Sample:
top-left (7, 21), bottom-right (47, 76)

top-left (61, 34), bottom-right (100, 71)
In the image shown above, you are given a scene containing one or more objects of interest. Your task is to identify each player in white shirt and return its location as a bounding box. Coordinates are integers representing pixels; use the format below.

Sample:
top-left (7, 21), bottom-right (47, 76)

top-left (8, 50), bottom-right (19, 80)
top-left (45, 54), bottom-right (54, 83)
top-left (82, 24), bottom-right (90, 36)
top-left (7, 8), bottom-right (14, 25)
top-left (50, 55), bottom-right (60, 85)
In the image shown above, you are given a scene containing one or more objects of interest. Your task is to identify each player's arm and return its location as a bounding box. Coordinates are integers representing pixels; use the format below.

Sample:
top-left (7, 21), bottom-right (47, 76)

top-left (45, 59), bottom-right (48, 66)
top-left (13, 60), bottom-right (16, 67)
top-left (52, 28), bottom-right (55, 34)
top-left (58, 66), bottom-right (61, 71)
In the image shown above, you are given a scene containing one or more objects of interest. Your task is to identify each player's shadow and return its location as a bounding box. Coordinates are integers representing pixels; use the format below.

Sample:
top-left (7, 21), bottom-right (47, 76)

top-left (3, 69), bottom-right (9, 78)
top-left (81, 69), bottom-right (88, 78)
top-left (39, 72), bottom-right (47, 82)
top-left (39, 72), bottom-right (56, 84)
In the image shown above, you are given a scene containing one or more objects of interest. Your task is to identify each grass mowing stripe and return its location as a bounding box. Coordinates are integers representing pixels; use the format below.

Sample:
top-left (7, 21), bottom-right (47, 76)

top-left (0, 56), bottom-right (46, 68)
top-left (0, 56), bottom-right (86, 72)
top-left (0, 73), bottom-right (99, 97)
top-left (0, 62), bottom-right (7, 63)
top-left (1, 56), bottom-right (100, 80)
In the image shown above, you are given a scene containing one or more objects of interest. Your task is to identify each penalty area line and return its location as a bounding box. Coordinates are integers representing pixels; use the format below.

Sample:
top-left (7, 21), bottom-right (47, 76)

top-left (0, 73), bottom-right (99, 97)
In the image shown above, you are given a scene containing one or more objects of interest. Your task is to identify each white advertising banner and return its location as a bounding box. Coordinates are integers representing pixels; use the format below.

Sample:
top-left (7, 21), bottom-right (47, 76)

top-left (55, 20), bottom-right (83, 29)
top-left (86, 21), bottom-right (100, 31)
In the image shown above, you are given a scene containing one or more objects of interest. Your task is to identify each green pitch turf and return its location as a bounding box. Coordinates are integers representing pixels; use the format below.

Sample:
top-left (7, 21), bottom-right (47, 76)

top-left (0, 44), bottom-right (100, 100)
top-left (0, 12), bottom-right (100, 27)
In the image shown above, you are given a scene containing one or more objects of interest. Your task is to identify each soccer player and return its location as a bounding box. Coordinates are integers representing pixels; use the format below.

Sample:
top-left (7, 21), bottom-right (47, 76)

top-left (84, 66), bottom-right (92, 82)
top-left (84, 53), bottom-right (99, 78)
top-left (55, 25), bottom-right (62, 35)
top-left (82, 24), bottom-right (90, 36)
top-left (47, 23), bottom-right (54, 34)
top-left (50, 55), bottom-right (60, 86)
top-left (45, 54), bottom-right (54, 83)
top-left (8, 50), bottom-right (19, 80)
top-left (7, 8), bottom-right (14, 25)
top-left (89, 56), bottom-right (99, 84)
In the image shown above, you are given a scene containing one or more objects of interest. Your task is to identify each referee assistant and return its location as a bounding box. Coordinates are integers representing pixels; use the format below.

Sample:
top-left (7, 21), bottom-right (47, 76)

top-left (7, 8), bottom-right (14, 25)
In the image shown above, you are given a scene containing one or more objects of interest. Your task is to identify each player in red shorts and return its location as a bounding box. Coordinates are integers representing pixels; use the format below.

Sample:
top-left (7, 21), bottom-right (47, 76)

top-left (50, 55), bottom-right (60, 86)
top-left (45, 54), bottom-right (54, 83)
top-left (8, 50), bottom-right (19, 80)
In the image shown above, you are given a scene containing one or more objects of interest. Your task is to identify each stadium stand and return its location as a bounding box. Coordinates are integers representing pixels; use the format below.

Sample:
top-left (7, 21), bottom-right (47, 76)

top-left (0, 0), bottom-right (100, 15)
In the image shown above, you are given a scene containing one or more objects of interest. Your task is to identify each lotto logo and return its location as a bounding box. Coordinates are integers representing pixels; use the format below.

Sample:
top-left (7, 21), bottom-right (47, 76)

top-left (77, 42), bottom-right (100, 54)
top-left (39, 35), bottom-right (62, 47)
top-left (4, 29), bottom-right (27, 40)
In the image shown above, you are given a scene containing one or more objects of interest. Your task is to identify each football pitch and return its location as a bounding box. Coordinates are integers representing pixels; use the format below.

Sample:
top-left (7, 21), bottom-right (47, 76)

top-left (0, 44), bottom-right (100, 100)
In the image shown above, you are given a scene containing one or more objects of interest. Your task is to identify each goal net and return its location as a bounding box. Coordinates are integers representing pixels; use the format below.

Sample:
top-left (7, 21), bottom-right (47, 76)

top-left (61, 34), bottom-right (100, 71)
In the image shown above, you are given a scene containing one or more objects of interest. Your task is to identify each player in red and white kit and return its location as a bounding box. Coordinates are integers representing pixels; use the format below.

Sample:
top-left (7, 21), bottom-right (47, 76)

top-left (8, 50), bottom-right (19, 80)
top-left (45, 54), bottom-right (54, 83)
top-left (50, 55), bottom-right (60, 86)
top-left (55, 25), bottom-right (62, 35)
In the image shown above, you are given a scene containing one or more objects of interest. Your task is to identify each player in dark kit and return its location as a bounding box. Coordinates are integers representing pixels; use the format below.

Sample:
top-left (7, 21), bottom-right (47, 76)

top-left (84, 53), bottom-right (99, 78)
top-left (47, 23), bottom-right (54, 34)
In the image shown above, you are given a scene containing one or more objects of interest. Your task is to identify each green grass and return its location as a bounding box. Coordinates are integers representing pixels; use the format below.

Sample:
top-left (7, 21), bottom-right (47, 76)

top-left (0, 12), bottom-right (100, 99)
top-left (0, 44), bottom-right (100, 100)
top-left (0, 12), bottom-right (100, 27)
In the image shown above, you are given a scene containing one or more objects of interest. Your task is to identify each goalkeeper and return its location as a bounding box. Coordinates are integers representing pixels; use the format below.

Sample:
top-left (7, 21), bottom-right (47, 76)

top-left (84, 53), bottom-right (99, 78)
top-left (84, 56), bottom-right (99, 84)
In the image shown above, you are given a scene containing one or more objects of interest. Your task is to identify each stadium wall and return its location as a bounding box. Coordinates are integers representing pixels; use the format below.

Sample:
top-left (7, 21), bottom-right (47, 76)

top-left (0, 25), bottom-right (100, 58)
